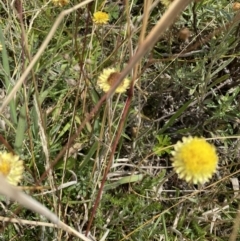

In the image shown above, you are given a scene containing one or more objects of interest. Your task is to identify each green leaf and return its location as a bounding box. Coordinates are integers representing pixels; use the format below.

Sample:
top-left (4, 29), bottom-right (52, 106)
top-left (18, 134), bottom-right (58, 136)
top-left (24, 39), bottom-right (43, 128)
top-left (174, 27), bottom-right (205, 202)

top-left (153, 134), bottom-right (172, 156)
top-left (104, 174), bottom-right (144, 191)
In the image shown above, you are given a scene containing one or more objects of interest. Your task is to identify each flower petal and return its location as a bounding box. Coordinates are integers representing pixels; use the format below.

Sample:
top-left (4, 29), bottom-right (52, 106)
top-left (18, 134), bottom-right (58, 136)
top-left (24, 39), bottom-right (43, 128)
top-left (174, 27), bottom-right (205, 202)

top-left (171, 137), bottom-right (218, 185)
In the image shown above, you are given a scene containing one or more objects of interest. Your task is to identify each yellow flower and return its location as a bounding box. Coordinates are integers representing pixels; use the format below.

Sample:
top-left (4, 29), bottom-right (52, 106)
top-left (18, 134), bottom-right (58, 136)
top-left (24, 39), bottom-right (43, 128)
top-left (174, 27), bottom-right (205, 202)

top-left (93, 11), bottom-right (109, 24)
top-left (0, 152), bottom-right (24, 186)
top-left (97, 68), bottom-right (130, 93)
top-left (52, 0), bottom-right (69, 7)
top-left (171, 137), bottom-right (218, 184)
top-left (0, 44), bottom-right (2, 51)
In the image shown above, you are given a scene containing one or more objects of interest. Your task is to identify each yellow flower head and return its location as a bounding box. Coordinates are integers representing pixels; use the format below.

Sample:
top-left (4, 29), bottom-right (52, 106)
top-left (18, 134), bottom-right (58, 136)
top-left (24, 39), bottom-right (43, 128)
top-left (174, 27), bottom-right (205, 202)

top-left (171, 137), bottom-right (218, 184)
top-left (52, 0), bottom-right (69, 7)
top-left (97, 68), bottom-right (130, 93)
top-left (233, 2), bottom-right (240, 11)
top-left (0, 152), bottom-right (24, 186)
top-left (93, 11), bottom-right (109, 24)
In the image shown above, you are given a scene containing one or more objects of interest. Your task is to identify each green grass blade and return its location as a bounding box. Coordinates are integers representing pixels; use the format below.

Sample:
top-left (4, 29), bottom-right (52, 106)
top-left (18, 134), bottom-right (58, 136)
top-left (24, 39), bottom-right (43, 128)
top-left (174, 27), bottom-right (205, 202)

top-left (159, 99), bottom-right (193, 134)
top-left (0, 27), bottom-right (17, 125)
top-left (14, 105), bottom-right (27, 153)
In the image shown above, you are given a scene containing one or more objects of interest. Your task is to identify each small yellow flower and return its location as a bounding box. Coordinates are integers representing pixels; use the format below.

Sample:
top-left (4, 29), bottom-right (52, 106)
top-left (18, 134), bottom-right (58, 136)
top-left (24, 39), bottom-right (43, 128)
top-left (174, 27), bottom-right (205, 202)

top-left (93, 11), bottom-right (109, 25)
top-left (232, 2), bottom-right (240, 11)
top-left (0, 44), bottom-right (2, 51)
top-left (97, 68), bottom-right (130, 93)
top-left (52, 0), bottom-right (69, 7)
top-left (0, 152), bottom-right (24, 186)
top-left (171, 137), bottom-right (218, 184)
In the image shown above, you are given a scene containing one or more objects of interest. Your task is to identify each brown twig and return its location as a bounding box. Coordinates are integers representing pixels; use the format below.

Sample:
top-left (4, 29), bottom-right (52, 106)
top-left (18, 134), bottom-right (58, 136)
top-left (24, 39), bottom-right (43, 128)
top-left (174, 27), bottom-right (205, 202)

top-left (85, 85), bottom-right (134, 235)
top-left (85, 1), bottom-right (153, 234)
top-left (0, 134), bottom-right (14, 153)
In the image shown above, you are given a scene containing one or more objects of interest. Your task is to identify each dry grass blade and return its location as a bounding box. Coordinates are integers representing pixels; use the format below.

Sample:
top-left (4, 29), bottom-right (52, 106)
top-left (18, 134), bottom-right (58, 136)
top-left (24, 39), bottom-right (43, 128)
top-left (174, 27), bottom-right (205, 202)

top-left (0, 176), bottom-right (58, 224)
top-left (0, 216), bottom-right (58, 228)
top-left (0, 175), bottom-right (92, 241)
top-left (229, 204), bottom-right (240, 241)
